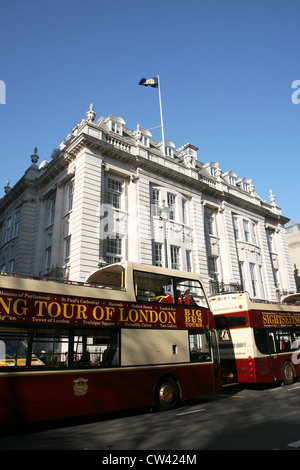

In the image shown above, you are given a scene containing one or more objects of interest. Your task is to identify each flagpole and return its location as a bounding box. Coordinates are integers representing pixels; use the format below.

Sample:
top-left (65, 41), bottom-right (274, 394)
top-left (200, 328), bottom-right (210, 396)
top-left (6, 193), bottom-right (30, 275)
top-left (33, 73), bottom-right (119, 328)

top-left (157, 75), bottom-right (165, 156)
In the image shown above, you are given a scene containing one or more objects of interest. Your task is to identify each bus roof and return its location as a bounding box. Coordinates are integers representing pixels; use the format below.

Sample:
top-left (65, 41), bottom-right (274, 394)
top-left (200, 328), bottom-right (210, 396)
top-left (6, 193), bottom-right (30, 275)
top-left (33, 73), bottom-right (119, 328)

top-left (86, 263), bottom-right (125, 286)
top-left (86, 261), bottom-right (204, 284)
top-left (209, 292), bottom-right (300, 314)
top-left (0, 261), bottom-right (205, 302)
top-left (282, 293), bottom-right (300, 304)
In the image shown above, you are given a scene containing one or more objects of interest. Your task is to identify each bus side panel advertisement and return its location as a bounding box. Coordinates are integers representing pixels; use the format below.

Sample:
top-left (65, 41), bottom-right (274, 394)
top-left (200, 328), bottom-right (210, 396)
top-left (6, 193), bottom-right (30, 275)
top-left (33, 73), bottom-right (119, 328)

top-left (0, 289), bottom-right (213, 330)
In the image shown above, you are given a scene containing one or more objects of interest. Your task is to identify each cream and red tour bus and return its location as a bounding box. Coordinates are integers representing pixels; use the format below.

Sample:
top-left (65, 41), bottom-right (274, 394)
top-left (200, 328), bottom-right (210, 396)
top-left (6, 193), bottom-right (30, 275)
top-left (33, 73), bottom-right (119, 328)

top-left (210, 292), bottom-right (300, 385)
top-left (0, 262), bottom-right (221, 425)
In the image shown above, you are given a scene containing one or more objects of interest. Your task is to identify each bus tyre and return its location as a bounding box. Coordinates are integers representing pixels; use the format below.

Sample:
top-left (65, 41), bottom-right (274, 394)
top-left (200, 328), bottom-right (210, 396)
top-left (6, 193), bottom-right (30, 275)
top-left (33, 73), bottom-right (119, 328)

top-left (283, 361), bottom-right (294, 385)
top-left (156, 377), bottom-right (179, 411)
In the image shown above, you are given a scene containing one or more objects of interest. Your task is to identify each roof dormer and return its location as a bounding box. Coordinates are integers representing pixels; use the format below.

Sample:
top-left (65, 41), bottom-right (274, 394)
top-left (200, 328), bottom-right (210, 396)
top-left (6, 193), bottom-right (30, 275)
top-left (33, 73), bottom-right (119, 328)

top-left (106, 114), bottom-right (125, 136)
top-left (203, 162), bottom-right (219, 178)
top-left (223, 170), bottom-right (237, 186)
top-left (158, 139), bottom-right (176, 158)
top-left (237, 177), bottom-right (250, 192)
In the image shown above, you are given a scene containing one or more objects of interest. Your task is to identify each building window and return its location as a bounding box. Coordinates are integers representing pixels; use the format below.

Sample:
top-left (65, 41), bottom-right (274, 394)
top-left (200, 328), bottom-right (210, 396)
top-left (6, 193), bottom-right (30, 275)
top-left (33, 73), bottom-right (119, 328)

top-left (204, 210), bottom-right (215, 236)
top-left (237, 178), bottom-right (250, 192)
top-left (151, 188), bottom-right (160, 217)
top-left (182, 199), bottom-right (188, 225)
top-left (208, 255), bottom-right (219, 280)
top-left (106, 236), bottom-right (122, 264)
top-left (107, 177), bottom-right (123, 210)
top-left (259, 265), bottom-right (266, 298)
top-left (273, 268), bottom-right (280, 289)
top-left (167, 193), bottom-right (176, 221)
top-left (165, 146), bottom-right (173, 158)
top-left (48, 197), bottom-right (56, 226)
top-left (67, 182), bottom-right (74, 213)
top-left (224, 171), bottom-right (237, 186)
top-left (8, 259), bottom-right (14, 273)
top-left (252, 222), bottom-right (258, 245)
top-left (111, 121), bottom-right (122, 135)
top-left (267, 232), bottom-right (274, 252)
top-left (239, 261), bottom-right (246, 291)
top-left (233, 216), bottom-right (240, 240)
top-left (243, 220), bottom-right (250, 243)
top-left (142, 135), bottom-right (150, 147)
top-left (249, 263), bottom-right (258, 297)
top-left (13, 211), bottom-right (20, 238)
top-left (154, 242), bottom-right (163, 267)
top-left (186, 250), bottom-right (192, 272)
top-left (4, 218), bottom-right (12, 243)
top-left (170, 245), bottom-right (180, 270)
top-left (64, 236), bottom-right (71, 263)
top-left (106, 115), bottom-right (125, 136)
top-left (45, 247), bottom-right (52, 272)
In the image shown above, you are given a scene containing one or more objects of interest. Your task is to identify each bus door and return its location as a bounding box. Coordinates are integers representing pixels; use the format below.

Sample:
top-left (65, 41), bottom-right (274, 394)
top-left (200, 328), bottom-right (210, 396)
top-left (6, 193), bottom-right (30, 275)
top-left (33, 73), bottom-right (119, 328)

top-left (210, 330), bottom-right (220, 378)
top-left (267, 330), bottom-right (280, 376)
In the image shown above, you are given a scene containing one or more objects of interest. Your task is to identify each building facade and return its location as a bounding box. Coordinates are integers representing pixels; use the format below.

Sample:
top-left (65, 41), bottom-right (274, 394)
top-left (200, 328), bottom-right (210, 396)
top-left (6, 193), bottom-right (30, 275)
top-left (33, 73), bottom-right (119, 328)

top-left (0, 104), bottom-right (296, 301)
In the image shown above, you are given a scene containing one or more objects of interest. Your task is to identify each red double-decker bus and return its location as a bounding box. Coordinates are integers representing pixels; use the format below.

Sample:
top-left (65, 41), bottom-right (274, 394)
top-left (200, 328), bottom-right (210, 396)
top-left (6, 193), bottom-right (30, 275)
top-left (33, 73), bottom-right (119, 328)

top-left (0, 262), bottom-right (221, 425)
top-left (210, 292), bottom-right (300, 385)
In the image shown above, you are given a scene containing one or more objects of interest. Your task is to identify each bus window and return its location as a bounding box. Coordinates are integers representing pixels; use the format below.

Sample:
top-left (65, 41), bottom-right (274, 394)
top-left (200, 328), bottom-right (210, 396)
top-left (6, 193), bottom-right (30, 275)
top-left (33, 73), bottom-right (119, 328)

top-left (31, 329), bottom-right (69, 368)
top-left (0, 330), bottom-right (29, 367)
top-left (73, 329), bottom-right (119, 368)
top-left (134, 271), bottom-right (174, 303)
top-left (189, 331), bottom-right (211, 362)
top-left (175, 279), bottom-right (209, 308)
top-left (254, 329), bottom-right (269, 355)
top-left (275, 330), bottom-right (300, 353)
top-left (134, 271), bottom-right (208, 307)
top-left (255, 328), bottom-right (300, 356)
top-left (291, 331), bottom-right (300, 350)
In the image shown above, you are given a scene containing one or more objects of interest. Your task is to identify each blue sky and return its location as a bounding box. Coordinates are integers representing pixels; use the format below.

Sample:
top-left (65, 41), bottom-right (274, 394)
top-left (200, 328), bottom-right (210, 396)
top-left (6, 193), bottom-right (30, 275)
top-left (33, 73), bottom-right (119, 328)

top-left (0, 0), bottom-right (299, 220)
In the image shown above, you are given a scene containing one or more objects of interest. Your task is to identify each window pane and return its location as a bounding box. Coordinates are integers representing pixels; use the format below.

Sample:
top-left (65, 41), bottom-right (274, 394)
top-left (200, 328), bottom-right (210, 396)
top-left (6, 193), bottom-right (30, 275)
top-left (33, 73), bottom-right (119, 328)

top-left (67, 182), bottom-right (74, 212)
top-left (135, 271), bottom-right (174, 303)
top-left (106, 235), bottom-right (122, 263)
top-left (250, 263), bottom-right (257, 297)
top-left (31, 329), bottom-right (69, 368)
top-left (233, 216), bottom-right (239, 239)
top-left (243, 220), bottom-right (250, 242)
top-left (204, 210), bottom-right (214, 235)
top-left (151, 189), bottom-right (160, 217)
top-left (107, 178), bottom-right (122, 209)
top-left (254, 329), bottom-right (269, 355)
top-left (134, 271), bottom-right (208, 308)
top-left (171, 245), bottom-right (180, 270)
top-left (167, 193), bottom-right (176, 220)
top-left (189, 331), bottom-right (211, 362)
top-left (0, 330), bottom-right (29, 367)
top-left (176, 279), bottom-right (209, 308)
top-left (73, 329), bottom-right (119, 368)
top-left (154, 243), bottom-right (163, 267)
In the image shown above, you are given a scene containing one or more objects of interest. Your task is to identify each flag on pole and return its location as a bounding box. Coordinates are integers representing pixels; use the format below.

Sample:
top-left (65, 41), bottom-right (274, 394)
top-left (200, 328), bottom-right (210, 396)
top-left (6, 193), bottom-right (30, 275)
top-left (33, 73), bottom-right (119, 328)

top-left (138, 75), bottom-right (165, 156)
top-left (138, 77), bottom-right (159, 88)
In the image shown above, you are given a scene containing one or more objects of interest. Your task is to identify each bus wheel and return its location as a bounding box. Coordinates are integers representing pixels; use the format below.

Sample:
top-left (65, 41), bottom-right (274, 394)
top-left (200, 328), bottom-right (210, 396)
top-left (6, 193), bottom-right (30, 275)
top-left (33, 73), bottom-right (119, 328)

top-left (283, 361), bottom-right (294, 385)
top-left (156, 377), bottom-right (179, 411)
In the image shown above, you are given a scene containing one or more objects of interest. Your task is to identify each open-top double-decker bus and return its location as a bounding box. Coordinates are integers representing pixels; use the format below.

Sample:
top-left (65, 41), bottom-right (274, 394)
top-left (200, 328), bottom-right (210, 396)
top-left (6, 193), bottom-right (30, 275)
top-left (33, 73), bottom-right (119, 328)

top-left (210, 292), bottom-right (300, 385)
top-left (0, 262), bottom-right (221, 425)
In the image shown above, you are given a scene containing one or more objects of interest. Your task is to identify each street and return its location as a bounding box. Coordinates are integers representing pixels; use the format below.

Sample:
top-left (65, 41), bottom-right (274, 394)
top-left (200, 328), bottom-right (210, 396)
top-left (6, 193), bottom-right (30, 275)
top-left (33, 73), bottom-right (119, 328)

top-left (1, 381), bottom-right (300, 451)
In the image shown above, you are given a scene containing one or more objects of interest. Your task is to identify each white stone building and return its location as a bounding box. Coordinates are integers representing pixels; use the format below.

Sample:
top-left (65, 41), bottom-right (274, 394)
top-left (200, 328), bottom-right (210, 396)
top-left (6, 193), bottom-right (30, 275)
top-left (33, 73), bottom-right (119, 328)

top-left (286, 220), bottom-right (300, 292)
top-left (0, 104), bottom-right (295, 301)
